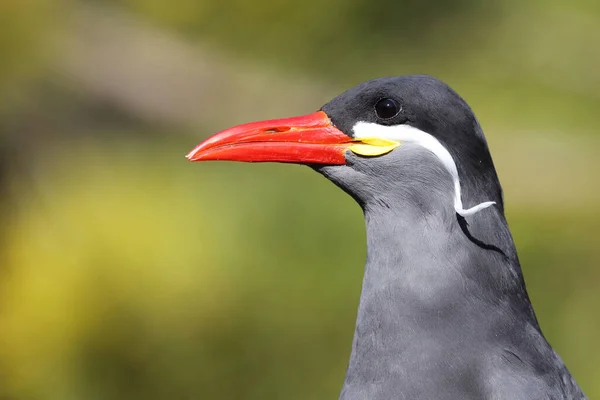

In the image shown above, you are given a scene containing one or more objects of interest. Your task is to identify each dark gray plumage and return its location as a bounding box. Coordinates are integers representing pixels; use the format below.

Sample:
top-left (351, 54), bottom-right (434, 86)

top-left (316, 76), bottom-right (586, 399)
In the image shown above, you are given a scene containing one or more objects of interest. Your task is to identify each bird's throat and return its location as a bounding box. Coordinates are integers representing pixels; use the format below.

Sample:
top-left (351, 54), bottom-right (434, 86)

top-left (340, 203), bottom-right (542, 399)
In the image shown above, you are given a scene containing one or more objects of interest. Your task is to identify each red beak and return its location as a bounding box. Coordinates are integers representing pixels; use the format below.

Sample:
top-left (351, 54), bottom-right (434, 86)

top-left (186, 111), bottom-right (352, 165)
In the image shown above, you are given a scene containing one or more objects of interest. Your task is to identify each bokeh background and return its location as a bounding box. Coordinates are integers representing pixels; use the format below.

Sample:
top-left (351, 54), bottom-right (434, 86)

top-left (0, 0), bottom-right (598, 399)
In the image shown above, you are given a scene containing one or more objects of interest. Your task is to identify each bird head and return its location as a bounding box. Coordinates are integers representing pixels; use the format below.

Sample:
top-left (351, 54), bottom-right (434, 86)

top-left (187, 75), bottom-right (502, 216)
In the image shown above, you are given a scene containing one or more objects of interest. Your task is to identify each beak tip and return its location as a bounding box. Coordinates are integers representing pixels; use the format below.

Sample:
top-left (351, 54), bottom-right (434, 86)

top-left (185, 148), bottom-right (200, 161)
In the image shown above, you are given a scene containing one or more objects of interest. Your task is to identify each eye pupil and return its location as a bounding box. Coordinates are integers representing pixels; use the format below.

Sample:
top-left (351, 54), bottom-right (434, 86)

top-left (375, 98), bottom-right (400, 119)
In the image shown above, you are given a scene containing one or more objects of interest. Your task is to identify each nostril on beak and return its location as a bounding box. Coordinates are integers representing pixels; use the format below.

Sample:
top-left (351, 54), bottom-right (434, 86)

top-left (264, 127), bottom-right (291, 133)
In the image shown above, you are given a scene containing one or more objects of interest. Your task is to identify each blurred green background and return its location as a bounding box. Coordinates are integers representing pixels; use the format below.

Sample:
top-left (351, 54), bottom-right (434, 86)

top-left (0, 0), bottom-right (598, 399)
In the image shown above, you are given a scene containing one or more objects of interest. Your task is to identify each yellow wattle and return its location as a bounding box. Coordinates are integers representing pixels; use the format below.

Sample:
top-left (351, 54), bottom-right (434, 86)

top-left (348, 138), bottom-right (400, 157)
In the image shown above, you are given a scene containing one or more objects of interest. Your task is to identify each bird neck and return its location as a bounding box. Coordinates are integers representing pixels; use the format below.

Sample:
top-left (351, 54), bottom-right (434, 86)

top-left (340, 202), bottom-right (546, 399)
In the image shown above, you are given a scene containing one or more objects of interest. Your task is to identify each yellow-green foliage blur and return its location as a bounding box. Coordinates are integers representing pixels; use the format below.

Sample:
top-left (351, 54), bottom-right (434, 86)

top-left (0, 1), bottom-right (598, 399)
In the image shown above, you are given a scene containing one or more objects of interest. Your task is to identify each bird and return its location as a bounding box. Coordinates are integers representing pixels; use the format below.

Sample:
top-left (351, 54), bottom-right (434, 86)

top-left (186, 75), bottom-right (586, 399)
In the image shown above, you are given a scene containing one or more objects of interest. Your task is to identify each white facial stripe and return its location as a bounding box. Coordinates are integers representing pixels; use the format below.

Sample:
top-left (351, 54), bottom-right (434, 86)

top-left (352, 122), bottom-right (495, 216)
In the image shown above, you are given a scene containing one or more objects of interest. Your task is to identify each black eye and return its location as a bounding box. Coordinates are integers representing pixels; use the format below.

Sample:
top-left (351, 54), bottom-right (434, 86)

top-left (374, 98), bottom-right (400, 119)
